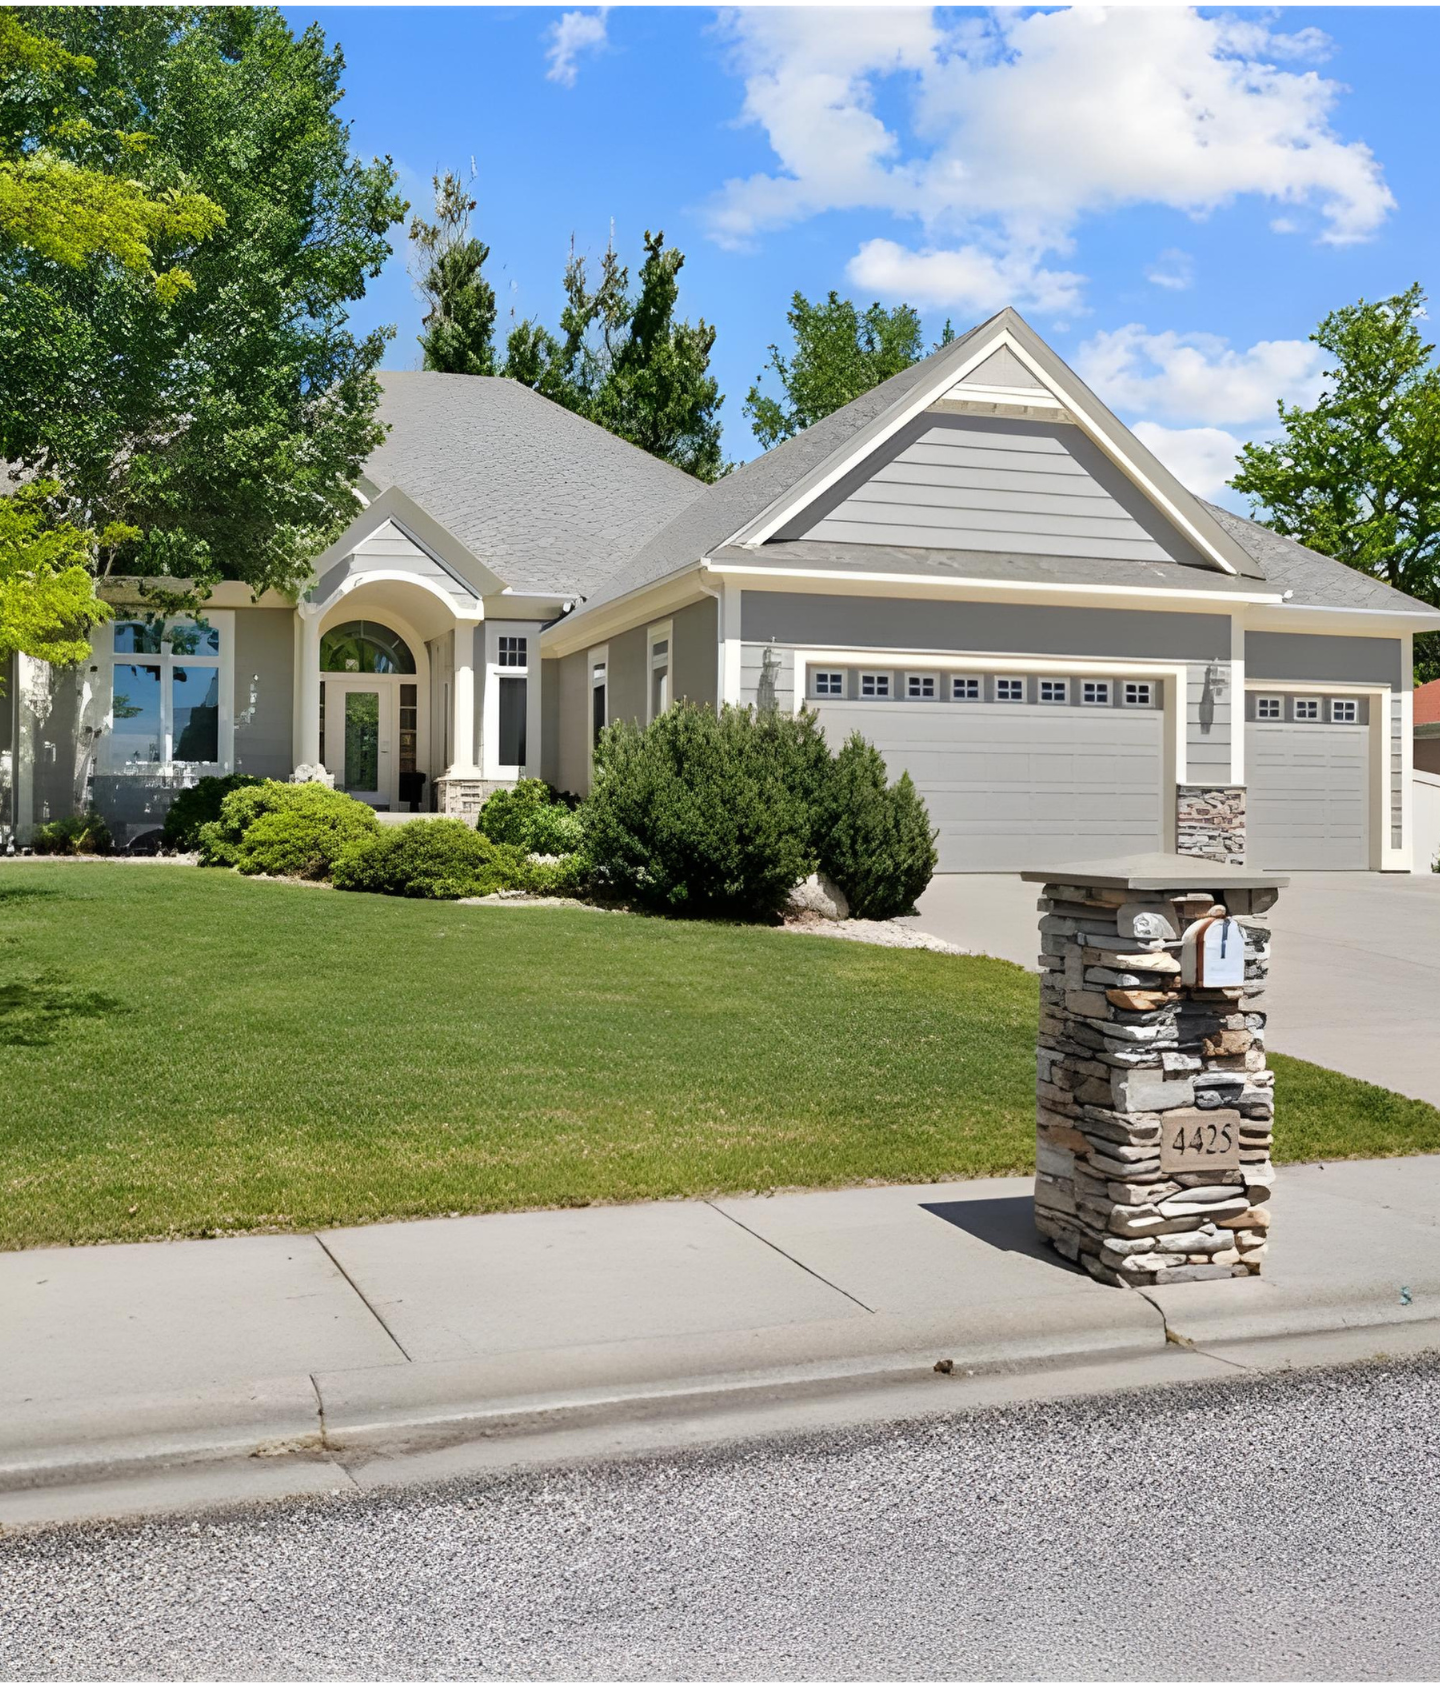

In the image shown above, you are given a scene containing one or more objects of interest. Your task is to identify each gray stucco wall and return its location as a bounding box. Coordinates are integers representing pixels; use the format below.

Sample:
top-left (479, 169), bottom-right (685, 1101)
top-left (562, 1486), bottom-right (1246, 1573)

top-left (607, 625), bottom-right (647, 727)
top-left (672, 596), bottom-right (718, 709)
top-left (740, 593), bottom-right (1231, 662)
top-left (540, 657), bottom-right (561, 788)
top-left (233, 609), bottom-right (295, 779)
top-left (1245, 631), bottom-right (1403, 690)
top-left (554, 649), bottom-right (589, 797)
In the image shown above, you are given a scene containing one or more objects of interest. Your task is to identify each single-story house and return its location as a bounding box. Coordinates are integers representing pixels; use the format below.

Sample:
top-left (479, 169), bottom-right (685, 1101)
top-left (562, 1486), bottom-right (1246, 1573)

top-left (5, 307), bottom-right (1439, 871)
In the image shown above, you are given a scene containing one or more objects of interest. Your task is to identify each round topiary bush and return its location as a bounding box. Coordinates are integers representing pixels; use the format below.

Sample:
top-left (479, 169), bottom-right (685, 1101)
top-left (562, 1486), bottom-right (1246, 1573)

top-left (476, 779), bottom-right (583, 855)
top-left (582, 702), bottom-right (815, 919)
top-left (332, 818), bottom-right (531, 899)
top-left (196, 779), bottom-right (380, 879)
top-left (161, 774), bottom-right (262, 851)
top-left (816, 733), bottom-right (938, 920)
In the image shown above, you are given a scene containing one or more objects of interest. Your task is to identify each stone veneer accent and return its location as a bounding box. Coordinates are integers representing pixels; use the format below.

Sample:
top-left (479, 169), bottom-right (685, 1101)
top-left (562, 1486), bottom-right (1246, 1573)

top-left (434, 776), bottom-right (515, 823)
top-left (1177, 785), bottom-right (1246, 864)
top-left (1034, 873), bottom-right (1277, 1287)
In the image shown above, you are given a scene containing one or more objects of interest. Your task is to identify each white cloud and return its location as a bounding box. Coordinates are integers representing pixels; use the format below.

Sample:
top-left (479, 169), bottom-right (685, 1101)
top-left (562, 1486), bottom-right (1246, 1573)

top-left (1132, 422), bottom-right (1253, 502)
top-left (1075, 325), bottom-right (1325, 427)
top-left (848, 238), bottom-right (1084, 317)
top-left (1145, 249), bottom-right (1194, 292)
top-left (545, 8), bottom-right (608, 88)
top-left (706, 7), bottom-right (1393, 313)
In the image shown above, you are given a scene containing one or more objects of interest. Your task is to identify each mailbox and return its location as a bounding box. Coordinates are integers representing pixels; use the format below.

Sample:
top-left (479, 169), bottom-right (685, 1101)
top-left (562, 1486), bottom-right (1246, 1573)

top-left (1180, 911), bottom-right (1246, 988)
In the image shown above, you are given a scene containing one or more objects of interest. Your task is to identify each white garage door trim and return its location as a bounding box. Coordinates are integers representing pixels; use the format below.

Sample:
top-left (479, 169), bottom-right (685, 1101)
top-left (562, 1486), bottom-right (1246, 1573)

top-left (797, 648), bottom-right (1185, 871)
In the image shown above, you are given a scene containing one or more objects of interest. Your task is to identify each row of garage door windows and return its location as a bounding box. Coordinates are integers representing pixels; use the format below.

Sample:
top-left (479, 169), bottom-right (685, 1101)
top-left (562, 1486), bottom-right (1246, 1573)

top-left (808, 669), bottom-right (1157, 708)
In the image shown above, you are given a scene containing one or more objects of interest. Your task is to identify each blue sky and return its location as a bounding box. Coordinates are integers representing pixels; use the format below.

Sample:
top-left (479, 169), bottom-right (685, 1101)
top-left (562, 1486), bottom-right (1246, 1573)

top-left (284, 5), bottom-right (1440, 502)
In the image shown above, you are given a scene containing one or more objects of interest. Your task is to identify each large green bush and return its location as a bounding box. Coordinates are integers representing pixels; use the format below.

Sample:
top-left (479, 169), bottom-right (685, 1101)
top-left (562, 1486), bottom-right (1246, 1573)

top-left (196, 780), bottom-right (379, 879)
top-left (583, 703), bottom-right (816, 918)
top-left (817, 734), bottom-right (937, 919)
top-left (332, 819), bottom-right (531, 899)
top-left (476, 779), bottom-right (583, 855)
top-left (31, 811), bottom-right (113, 856)
top-left (161, 774), bottom-right (262, 851)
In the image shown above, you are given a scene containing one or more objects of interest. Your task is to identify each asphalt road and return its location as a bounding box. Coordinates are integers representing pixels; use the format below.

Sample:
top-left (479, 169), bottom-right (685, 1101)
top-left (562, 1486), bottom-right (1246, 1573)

top-left (3, 1357), bottom-right (1439, 1680)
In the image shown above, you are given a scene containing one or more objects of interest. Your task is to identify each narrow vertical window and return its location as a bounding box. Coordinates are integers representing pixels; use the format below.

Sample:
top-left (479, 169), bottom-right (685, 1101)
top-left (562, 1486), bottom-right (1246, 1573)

top-left (499, 677), bottom-right (527, 766)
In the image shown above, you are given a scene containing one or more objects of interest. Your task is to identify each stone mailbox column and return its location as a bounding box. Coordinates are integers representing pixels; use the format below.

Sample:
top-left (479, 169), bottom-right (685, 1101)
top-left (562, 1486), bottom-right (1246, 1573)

top-left (1023, 856), bottom-right (1288, 1288)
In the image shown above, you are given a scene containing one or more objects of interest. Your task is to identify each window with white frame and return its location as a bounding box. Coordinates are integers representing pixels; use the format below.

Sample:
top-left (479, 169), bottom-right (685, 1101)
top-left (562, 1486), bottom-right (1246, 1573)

top-left (497, 635), bottom-right (527, 668)
top-left (1039, 678), bottom-right (1068, 704)
top-left (996, 677), bottom-right (1025, 702)
top-left (107, 617), bottom-right (225, 770)
top-left (648, 625), bottom-right (671, 721)
top-left (906, 674), bottom-right (936, 700)
top-left (494, 630), bottom-right (529, 769)
top-left (860, 672), bottom-right (890, 698)
top-left (1331, 698), bottom-right (1359, 724)
top-left (813, 670), bottom-right (843, 697)
top-left (1294, 697), bottom-right (1321, 721)
top-left (1081, 679), bottom-right (1111, 706)
top-left (590, 657), bottom-right (608, 751)
top-left (1256, 695), bottom-right (1282, 720)
top-left (951, 675), bottom-right (980, 701)
top-left (1123, 681), bottom-right (1153, 708)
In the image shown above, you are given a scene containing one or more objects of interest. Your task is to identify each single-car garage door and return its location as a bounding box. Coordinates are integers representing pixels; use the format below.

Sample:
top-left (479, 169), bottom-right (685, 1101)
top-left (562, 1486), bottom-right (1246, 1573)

top-left (810, 665), bottom-right (1165, 871)
top-left (1246, 691), bottom-right (1370, 870)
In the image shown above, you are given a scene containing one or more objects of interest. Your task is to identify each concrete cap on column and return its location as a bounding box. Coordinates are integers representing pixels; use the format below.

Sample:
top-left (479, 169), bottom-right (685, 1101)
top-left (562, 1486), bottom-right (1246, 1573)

top-left (1019, 852), bottom-right (1289, 892)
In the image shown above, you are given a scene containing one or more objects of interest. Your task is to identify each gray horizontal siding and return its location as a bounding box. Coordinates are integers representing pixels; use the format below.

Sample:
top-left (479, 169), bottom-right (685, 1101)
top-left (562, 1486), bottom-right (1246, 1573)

top-left (1245, 631), bottom-right (1403, 690)
top-left (739, 644), bottom-right (795, 714)
top-left (1186, 661), bottom-right (1232, 782)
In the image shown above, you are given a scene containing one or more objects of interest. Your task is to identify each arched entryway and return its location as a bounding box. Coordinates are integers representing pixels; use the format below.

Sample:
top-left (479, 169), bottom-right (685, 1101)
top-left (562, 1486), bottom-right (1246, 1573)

top-left (319, 619), bottom-right (424, 810)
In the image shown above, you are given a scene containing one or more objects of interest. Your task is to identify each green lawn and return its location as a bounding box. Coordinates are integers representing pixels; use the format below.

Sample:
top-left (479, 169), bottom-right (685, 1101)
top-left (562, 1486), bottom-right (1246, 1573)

top-left (3, 862), bottom-right (1438, 1251)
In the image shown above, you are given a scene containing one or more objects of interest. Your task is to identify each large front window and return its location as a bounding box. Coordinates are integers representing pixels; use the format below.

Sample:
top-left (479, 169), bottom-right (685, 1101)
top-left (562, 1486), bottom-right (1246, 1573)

top-left (107, 617), bottom-right (225, 769)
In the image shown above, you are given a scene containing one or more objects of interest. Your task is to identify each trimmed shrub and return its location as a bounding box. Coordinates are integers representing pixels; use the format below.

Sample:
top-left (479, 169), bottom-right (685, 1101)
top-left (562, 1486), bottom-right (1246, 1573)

top-left (817, 733), bottom-right (937, 919)
top-left (476, 779), bottom-right (583, 855)
top-left (332, 818), bottom-right (531, 899)
top-left (583, 703), bottom-right (814, 918)
top-left (521, 852), bottom-right (590, 897)
top-left (196, 780), bottom-right (379, 878)
top-left (161, 774), bottom-right (262, 851)
top-left (31, 811), bottom-right (113, 856)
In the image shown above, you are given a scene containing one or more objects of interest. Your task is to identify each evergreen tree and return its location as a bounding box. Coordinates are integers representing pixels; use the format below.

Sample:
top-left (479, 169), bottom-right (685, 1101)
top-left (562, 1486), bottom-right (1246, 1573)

top-left (1230, 284), bottom-right (1440, 683)
top-left (410, 167), bottom-right (497, 375)
top-left (745, 292), bottom-right (927, 450)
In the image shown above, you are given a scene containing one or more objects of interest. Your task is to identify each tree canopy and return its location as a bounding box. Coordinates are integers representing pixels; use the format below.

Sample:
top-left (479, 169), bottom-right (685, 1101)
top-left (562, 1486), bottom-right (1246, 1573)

top-left (745, 292), bottom-right (950, 450)
top-left (0, 480), bottom-right (114, 671)
top-left (410, 166), bottom-right (497, 376)
top-left (1230, 284), bottom-right (1440, 682)
top-left (0, 6), bottom-right (406, 600)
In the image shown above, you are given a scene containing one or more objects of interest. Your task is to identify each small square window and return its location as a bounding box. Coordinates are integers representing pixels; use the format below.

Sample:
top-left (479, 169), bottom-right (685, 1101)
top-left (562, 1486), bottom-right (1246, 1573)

top-left (1256, 696), bottom-right (1282, 720)
top-left (1294, 697), bottom-right (1321, 721)
top-left (650, 639), bottom-right (669, 661)
top-left (951, 676), bottom-right (980, 701)
top-left (996, 677), bottom-right (1025, 703)
top-left (1039, 678), bottom-right (1068, 704)
top-left (1123, 681), bottom-right (1153, 707)
top-left (1331, 698), bottom-right (1358, 724)
top-left (814, 670), bottom-right (843, 697)
top-left (860, 673), bottom-right (891, 698)
top-left (498, 635), bottom-right (528, 668)
top-left (1082, 679), bottom-right (1111, 706)
top-left (907, 674), bottom-right (936, 699)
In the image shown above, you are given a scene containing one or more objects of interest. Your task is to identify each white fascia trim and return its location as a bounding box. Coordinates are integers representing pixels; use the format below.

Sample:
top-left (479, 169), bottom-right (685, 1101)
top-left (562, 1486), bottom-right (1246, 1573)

top-left (792, 644), bottom-right (1188, 785)
top-left (705, 560), bottom-right (1282, 611)
top-left (1243, 678), bottom-right (1393, 696)
top-left (1248, 601), bottom-right (1440, 630)
top-left (539, 568), bottom-right (708, 659)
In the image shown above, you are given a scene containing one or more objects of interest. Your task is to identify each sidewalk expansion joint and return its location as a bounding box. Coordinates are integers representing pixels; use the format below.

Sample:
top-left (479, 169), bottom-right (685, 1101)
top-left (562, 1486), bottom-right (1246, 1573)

top-left (313, 1235), bottom-right (413, 1361)
top-left (704, 1201), bottom-right (876, 1313)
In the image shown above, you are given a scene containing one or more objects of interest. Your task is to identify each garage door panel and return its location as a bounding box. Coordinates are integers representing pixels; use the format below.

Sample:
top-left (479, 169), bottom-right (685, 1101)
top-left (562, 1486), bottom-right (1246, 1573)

top-left (815, 699), bottom-right (1164, 871)
top-left (1247, 721), bottom-right (1368, 870)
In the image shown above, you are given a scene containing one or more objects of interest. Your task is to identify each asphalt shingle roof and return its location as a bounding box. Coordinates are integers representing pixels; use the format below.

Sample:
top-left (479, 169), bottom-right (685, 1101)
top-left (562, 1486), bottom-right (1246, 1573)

top-left (366, 373), bottom-right (704, 600)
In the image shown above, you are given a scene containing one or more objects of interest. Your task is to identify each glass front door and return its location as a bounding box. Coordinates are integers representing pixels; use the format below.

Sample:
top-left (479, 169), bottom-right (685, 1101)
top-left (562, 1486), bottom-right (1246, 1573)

top-left (323, 680), bottom-right (395, 808)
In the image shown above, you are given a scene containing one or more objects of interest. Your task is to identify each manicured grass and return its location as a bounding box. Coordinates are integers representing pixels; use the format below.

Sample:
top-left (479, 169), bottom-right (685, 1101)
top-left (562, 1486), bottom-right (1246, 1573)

top-left (2, 863), bottom-right (1438, 1251)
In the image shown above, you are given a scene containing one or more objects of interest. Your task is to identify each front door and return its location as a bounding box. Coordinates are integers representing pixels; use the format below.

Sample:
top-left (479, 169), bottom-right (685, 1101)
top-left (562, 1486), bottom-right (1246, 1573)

top-left (322, 680), bottom-right (397, 809)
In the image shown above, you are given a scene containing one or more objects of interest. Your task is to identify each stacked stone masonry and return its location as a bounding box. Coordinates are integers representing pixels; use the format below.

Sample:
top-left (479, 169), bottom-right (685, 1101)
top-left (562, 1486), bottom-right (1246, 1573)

top-left (1034, 875), bottom-right (1276, 1288)
top-left (1176, 785), bottom-right (1246, 865)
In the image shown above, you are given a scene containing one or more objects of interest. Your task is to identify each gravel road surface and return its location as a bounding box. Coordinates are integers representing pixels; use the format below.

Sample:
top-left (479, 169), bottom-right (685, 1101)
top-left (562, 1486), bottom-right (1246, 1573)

top-left (3, 1356), bottom-right (1438, 1679)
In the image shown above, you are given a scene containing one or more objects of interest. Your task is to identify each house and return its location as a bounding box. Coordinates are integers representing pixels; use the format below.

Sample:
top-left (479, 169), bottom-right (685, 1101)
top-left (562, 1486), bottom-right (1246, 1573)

top-left (1414, 678), bottom-right (1440, 777)
top-left (5, 307), bottom-right (1438, 872)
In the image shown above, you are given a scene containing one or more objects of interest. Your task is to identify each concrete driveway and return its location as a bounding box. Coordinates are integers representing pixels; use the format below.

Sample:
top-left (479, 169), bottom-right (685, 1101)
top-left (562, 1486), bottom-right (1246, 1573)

top-left (904, 872), bottom-right (1440, 1107)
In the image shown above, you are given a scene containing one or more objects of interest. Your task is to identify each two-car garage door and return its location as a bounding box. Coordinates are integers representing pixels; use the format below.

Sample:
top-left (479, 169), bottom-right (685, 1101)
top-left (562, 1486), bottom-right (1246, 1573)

top-left (813, 677), bottom-right (1165, 871)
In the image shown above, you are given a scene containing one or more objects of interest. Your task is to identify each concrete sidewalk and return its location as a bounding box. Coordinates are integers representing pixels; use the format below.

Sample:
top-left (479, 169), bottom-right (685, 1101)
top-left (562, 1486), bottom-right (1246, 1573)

top-left (2, 1158), bottom-right (1437, 1526)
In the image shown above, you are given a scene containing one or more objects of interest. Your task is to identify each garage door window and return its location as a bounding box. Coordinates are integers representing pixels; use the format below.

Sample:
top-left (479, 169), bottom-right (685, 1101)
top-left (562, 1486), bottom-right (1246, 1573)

top-left (996, 677), bottom-right (1025, 702)
top-left (1123, 681), bottom-right (1153, 707)
top-left (1331, 698), bottom-right (1358, 724)
top-left (1082, 679), bottom-right (1111, 706)
top-left (813, 670), bottom-right (843, 697)
top-left (1256, 696), bottom-right (1282, 720)
top-left (951, 676), bottom-right (980, 701)
top-left (1039, 679), bottom-right (1068, 704)
top-left (1294, 698), bottom-right (1321, 721)
top-left (860, 673), bottom-right (891, 698)
top-left (906, 674), bottom-right (937, 700)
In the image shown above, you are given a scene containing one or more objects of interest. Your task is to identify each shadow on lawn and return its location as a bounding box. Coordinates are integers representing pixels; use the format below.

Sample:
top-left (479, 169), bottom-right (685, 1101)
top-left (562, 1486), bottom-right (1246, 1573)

top-left (0, 972), bottom-right (124, 1046)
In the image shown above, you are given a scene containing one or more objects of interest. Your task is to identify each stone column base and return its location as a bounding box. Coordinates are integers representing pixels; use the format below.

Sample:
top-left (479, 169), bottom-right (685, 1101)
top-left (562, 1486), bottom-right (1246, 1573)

top-left (1177, 785), bottom-right (1245, 864)
top-left (434, 776), bottom-right (518, 824)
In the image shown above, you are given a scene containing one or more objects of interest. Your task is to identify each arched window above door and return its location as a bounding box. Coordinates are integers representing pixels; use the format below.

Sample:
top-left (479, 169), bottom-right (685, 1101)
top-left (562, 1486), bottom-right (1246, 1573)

top-left (320, 620), bottom-right (416, 674)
